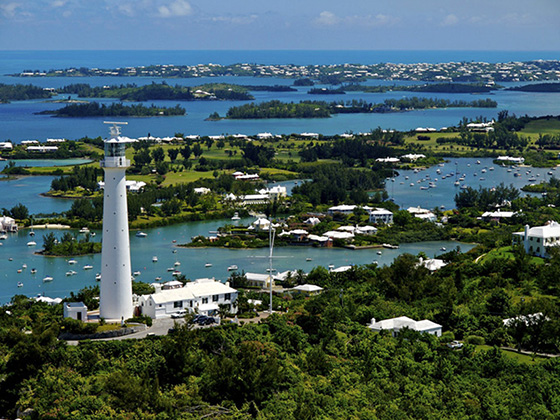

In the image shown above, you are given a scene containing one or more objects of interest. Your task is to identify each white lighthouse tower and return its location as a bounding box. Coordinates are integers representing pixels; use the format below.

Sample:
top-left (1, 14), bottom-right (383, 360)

top-left (99, 121), bottom-right (135, 321)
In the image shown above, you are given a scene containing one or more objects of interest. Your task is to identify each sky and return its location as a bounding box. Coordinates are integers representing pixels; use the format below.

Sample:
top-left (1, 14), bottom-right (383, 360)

top-left (1, 0), bottom-right (559, 50)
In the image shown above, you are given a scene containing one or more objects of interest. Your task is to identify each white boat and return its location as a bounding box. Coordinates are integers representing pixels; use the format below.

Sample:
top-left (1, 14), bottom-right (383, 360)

top-left (155, 276), bottom-right (162, 281)
top-left (83, 265), bottom-right (93, 270)
top-left (26, 241), bottom-right (36, 247)
top-left (65, 270), bottom-right (77, 276)
top-left (29, 230), bottom-right (35, 237)
top-left (231, 212), bottom-right (240, 221)
top-left (227, 265), bottom-right (238, 271)
top-left (377, 251), bottom-right (382, 255)
top-left (30, 268), bottom-right (37, 274)
top-left (0, 234), bottom-right (7, 240)
top-left (454, 181), bottom-right (460, 186)
top-left (43, 276), bottom-right (53, 282)
top-left (440, 247), bottom-right (446, 251)
top-left (167, 267), bottom-right (175, 272)
top-left (68, 259), bottom-right (77, 265)
top-left (136, 231), bottom-right (147, 238)
top-left (172, 270), bottom-right (182, 276)
top-left (152, 256), bottom-right (158, 263)
top-left (205, 263), bottom-right (212, 268)
top-left (79, 227), bottom-right (90, 233)
top-left (95, 273), bottom-right (101, 281)
top-left (17, 282), bottom-right (23, 288)
top-left (306, 258), bottom-right (312, 261)
top-left (328, 264), bottom-right (335, 269)
top-left (22, 264), bottom-right (27, 269)
top-left (174, 261), bottom-right (181, 266)
top-left (133, 271), bottom-right (141, 276)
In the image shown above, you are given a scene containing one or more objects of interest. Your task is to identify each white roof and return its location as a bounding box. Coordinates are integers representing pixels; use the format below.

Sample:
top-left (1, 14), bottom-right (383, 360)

top-left (370, 208), bottom-right (393, 215)
top-left (330, 265), bottom-right (352, 273)
top-left (482, 210), bottom-right (516, 218)
top-left (526, 221), bottom-right (560, 238)
top-left (323, 231), bottom-right (354, 239)
top-left (151, 278), bottom-right (236, 303)
top-left (292, 284), bottom-right (323, 293)
top-left (420, 258), bottom-right (447, 271)
top-left (337, 226), bottom-right (356, 232)
top-left (369, 316), bottom-right (442, 332)
top-left (356, 225), bottom-right (377, 232)
top-left (290, 229), bottom-right (308, 235)
top-left (308, 234), bottom-right (330, 242)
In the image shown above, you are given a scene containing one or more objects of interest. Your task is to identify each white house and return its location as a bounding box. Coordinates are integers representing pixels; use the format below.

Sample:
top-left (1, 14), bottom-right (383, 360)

top-left (407, 206), bottom-right (437, 222)
top-left (289, 284), bottom-right (323, 296)
top-left (369, 208), bottom-right (393, 225)
top-left (98, 180), bottom-right (146, 193)
top-left (328, 205), bottom-right (373, 217)
top-left (139, 278), bottom-right (238, 319)
top-left (512, 222), bottom-right (560, 258)
top-left (375, 157), bottom-right (400, 163)
top-left (368, 316), bottom-right (442, 337)
top-left (497, 156), bottom-right (525, 164)
top-left (0, 141), bottom-right (13, 150)
top-left (245, 272), bottom-right (274, 288)
top-left (481, 210), bottom-right (517, 222)
top-left (26, 146), bottom-right (58, 153)
top-left (419, 258), bottom-right (448, 271)
top-left (0, 216), bottom-right (18, 232)
top-left (63, 302), bottom-right (88, 321)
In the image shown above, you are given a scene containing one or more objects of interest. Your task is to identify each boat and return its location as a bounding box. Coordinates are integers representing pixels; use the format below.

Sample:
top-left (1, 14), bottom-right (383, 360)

top-left (136, 231), bottom-right (147, 238)
top-left (68, 259), bottom-right (77, 265)
top-left (26, 241), bottom-right (36, 247)
top-left (30, 268), bottom-right (37, 274)
top-left (79, 227), bottom-right (90, 233)
top-left (410, 183), bottom-right (415, 187)
top-left (328, 264), bottom-right (335, 269)
top-left (454, 181), bottom-right (460, 186)
top-left (152, 256), bottom-right (158, 263)
top-left (231, 212), bottom-right (240, 221)
top-left (227, 265), bottom-right (239, 271)
top-left (440, 247), bottom-right (447, 251)
top-left (172, 271), bottom-right (182, 276)
top-left (83, 265), bottom-right (93, 270)
top-left (22, 264), bottom-right (27, 269)
top-left (167, 267), bottom-right (175, 272)
top-left (205, 263), bottom-right (212, 268)
top-left (382, 243), bottom-right (399, 249)
top-left (155, 276), bottom-right (162, 281)
top-left (66, 270), bottom-right (77, 276)
top-left (306, 258), bottom-right (313, 261)
top-left (17, 282), bottom-right (23, 288)
top-left (461, 185), bottom-right (468, 189)
top-left (43, 276), bottom-right (53, 282)
top-left (174, 261), bottom-right (181, 266)
top-left (29, 230), bottom-right (35, 237)
top-left (133, 271), bottom-right (141, 276)
top-left (476, 160), bottom-right (481, 165)
top-left (0, 234), bottom-right (7, 240)
top-left (266, 268), bottom-right (277, 272)
top-left (95, 273), bottom-right (101, 281)
top-left (17, 269), bottom-right (22, 274)
top-left (172, 250), bottom-right (177, 253)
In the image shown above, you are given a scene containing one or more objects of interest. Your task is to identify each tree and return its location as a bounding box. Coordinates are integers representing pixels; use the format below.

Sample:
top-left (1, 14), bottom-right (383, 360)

top-left (192, 143), bottom-right (203, 158)
top-left (42, 232), bottom-right (56, 253)
top-left (167, 148), bottom-right (179, 161)
top-left (10, 203), bottom-right (29, 220)
top-left (151, 147), bottom-right (165, 163)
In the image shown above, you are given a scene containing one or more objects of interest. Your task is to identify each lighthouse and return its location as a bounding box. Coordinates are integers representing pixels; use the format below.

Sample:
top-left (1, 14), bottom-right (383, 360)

top-left (99, 122), bottom-right (135, 321)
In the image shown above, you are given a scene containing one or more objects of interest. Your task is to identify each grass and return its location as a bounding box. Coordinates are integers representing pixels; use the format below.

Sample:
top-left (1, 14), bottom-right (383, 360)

top-left (521, 117), bottom-right (560, 135)
top-left (475, 345), bottom-right (550, 365)
top-left (478, 246), bottom-right (545, 265)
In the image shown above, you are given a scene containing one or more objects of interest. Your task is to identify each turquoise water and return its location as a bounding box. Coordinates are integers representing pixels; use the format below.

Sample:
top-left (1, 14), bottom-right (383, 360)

top-left (0, 218), bottom-right (474, 304)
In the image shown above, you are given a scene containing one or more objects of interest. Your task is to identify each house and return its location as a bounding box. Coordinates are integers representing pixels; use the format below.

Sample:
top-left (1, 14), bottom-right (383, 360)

top-left (327, 205), bottom-right (373, 217)
top-left (257, 132), bottom-right (274, 140)
top-left (497, 156), bottom-right (525, 164)
top-left (289, 284), bottom-right (323, 296)
top-left (245, 272), bottom-right (274, 288)
top-left (63, 302), bottom-right (88, 321)
top-left (375, 157), bottom-right (400, 163)
top-left (481, 210), bottom-right (517, 222)
top-left (512, 222), bottom-right (560, 258)
top-left (401, 153), bottom-right (426, 161)
top-left (138, 278), bottom-right (238, 319)
top-left (407, 206), bottom-right (437, 222)
top-left (98, 180), bottom-right (146, 193)
top-left (303, 217), bottom-right (321, 226)
top-left (369, 208), bottom-right (393, 225)
top-left (0, 216), bottom-right (18, 232)
top-left (194, 187), bottom-right (211, 195)
top-left (0, 141), bottom-right (13, 150)
top-left (419, 258), bottom-right (447, 271)
top-left (368, 316), bottom-right (442, 337)
top-left (239, 194), bottom-right (269, 206)
top-left (355, 225), bottom-right (378, 235)
top-left (26, 146), bottom-right (58, 153)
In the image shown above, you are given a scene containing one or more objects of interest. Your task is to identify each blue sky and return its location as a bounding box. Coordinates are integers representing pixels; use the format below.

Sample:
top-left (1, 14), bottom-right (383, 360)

top-left (1, 0), bottom-right (559, 50)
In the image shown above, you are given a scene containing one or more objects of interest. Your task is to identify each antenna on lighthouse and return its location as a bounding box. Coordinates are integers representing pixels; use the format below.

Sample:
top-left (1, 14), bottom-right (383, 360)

top-left (104, 121), bottom-right (128, 137)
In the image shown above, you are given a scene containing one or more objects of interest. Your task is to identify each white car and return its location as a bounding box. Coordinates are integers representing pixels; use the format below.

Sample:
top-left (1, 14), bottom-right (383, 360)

top-left (171, 310), bottom-right (187, 319)
top-left (447, 340), bottom-right (463, 349)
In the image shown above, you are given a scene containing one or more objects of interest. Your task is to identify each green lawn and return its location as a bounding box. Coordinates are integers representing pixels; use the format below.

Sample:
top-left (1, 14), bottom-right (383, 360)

top-left (479, 246), bottom-right (545, 266)
top-left (522, 117), bottom-right (560, 135)
top-left (476, 345), bottom-right (550, 365)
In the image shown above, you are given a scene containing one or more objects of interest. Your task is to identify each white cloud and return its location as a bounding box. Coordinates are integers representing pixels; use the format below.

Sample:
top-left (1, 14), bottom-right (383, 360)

top-left (314, 11), bottom-right (339, 26)
top-left (0, 2), bottom-right (21, 18)
top-left (441, 14), bottom-right (458, 26)
top-left (51, 0), bottom-right (66, 7)
top-left (157, 0), bottom-right (192, 18)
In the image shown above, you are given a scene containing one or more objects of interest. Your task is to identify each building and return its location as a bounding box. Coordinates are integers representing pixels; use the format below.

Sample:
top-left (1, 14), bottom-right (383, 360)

top-left (98, 180), bottom-right (146, 193)
top-left (139, 278), bottom-right (238, 319)
top-left (368, 316), bottom-right (442, 337)
top-left (481, 210), bottom-right (517, 222)
top-left (0, 141), bottom-right (13, 150)
top-left (26, 146), bottom-right (58, 153)
top-left (407, 206), bottom-right (437, 222)
top-left (99, 122), bottom-right (136, 321)
top-left (512, 222), bottom-right (560, 258)
top-left (289, 284), bottom-right (323, 296)
top-left (63, 302), bottom-right (88, 321)
top-left (369, 208), bottom-right (394, 225)
top-left (327, 205), bottom-right (373, 217)
top-left (0, 216), bottom-right (18, 232)
top-left (245, 272), bottom-right (274, 288)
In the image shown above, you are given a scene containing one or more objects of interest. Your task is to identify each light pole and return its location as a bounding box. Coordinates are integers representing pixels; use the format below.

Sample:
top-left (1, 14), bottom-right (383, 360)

top-left (268, 221), bottom-right (276, 314)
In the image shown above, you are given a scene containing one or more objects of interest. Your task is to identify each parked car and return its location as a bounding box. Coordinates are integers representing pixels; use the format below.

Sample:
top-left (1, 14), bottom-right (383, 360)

top-left (200, 316), bottom-right (216, 325)
top-left (447, 340), bottom-right (463, 349)
top-left (171, 309), bottom-right (187, 319)
top-left (191, 314), bottom-right (207, 324)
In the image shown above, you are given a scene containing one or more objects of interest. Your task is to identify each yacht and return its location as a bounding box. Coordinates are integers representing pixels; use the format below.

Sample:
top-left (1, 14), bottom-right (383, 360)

top-left (17, 282), bottom-right (23, 288)
top-left (68, 259), bottom-right (77, 265)
top-left (205, 263), bottom-right (212, 268)
top-left (43, 276), bottom-right (53, 282)
top-left (152, 256), bottom-right (158, 263)
top-left (231, 212), bottom-right (240, 221)
top-left (65, 270), bottom-right (77, 276)
top-left (30, 268), bottom-right (37, 274)
top-left (227, 265), bottom-right (238, 271)
top-left (172, 271), bottom-right (182, 276)
top-left (83, 265), bottom-right (93, 270)
top-left (167, 267), bottom-right (175, 272)
top-left (79, 227), bottom-right (90, 234)
top-left (174, 261), bottom-right (181, 266)
top-left (133, 271), bottom-right (141, 276)
top-left (136, 231), bottom-right (148, 238)
top-left (95, 273), bottom-right (101, 281)
top-left (26, 241), bottom-right (36, 247)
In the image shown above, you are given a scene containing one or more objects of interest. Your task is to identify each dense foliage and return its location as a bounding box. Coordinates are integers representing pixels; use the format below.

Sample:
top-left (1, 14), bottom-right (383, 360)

top-left (0, 83), bottom-right (53, 102)
top-left (42, 102), bottom-right (186, 117)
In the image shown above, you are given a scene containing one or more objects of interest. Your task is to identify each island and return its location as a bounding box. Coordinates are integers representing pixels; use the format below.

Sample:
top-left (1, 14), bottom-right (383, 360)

top-left (36, 102), bottom-right (186, 117)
